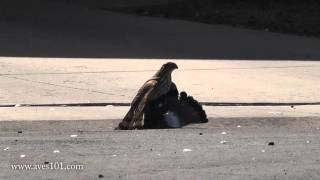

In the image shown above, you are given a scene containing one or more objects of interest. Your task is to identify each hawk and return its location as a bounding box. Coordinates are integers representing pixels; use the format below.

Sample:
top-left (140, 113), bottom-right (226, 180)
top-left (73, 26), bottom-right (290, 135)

top-left (117, 62), bottom-right (178, 130)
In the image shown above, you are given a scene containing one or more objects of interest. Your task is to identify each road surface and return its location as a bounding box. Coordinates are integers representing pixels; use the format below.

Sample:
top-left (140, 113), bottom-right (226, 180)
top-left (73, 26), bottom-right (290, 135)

top-left (1, 117), bottom-right (320, 180)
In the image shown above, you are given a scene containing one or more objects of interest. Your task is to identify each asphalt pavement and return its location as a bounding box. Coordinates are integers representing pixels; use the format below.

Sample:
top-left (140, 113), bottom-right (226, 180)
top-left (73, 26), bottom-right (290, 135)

top-left (1, 117), bottom-right (320, 180)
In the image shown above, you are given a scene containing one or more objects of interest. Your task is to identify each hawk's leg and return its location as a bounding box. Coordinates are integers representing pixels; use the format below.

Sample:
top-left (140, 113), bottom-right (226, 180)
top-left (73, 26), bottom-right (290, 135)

top-left (144, 99), bottom-right (168, 129)
top-left (143, 83), bottom-right (178, 129)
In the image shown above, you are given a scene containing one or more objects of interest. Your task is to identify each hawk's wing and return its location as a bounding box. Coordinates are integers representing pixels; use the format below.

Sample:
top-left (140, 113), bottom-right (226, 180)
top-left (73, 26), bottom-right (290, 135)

top-left (119, 79), bottom-right (157, 129)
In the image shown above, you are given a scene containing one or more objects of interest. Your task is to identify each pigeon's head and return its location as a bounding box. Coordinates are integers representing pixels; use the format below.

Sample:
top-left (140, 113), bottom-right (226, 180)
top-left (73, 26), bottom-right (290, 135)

top-left (163, 62), bottom-right (178, 71)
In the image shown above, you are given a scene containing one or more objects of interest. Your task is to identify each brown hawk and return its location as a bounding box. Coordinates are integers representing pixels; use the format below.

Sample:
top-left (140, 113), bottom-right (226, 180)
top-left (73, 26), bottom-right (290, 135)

top-left (117, 62), bottom-right (178, 130)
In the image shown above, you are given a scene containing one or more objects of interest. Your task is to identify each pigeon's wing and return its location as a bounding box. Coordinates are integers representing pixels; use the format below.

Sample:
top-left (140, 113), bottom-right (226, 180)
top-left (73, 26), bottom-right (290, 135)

top-left (118, 80), bottom-right (157, 129)
top-left (164, 92), bottom-right (208, 127)
top-left (178, 92), bottom-right (208, 124)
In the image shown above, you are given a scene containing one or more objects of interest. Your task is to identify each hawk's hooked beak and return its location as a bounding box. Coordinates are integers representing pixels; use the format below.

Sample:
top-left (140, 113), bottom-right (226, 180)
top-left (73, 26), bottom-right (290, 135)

top-left (163, 62), bottom-right (178, 70)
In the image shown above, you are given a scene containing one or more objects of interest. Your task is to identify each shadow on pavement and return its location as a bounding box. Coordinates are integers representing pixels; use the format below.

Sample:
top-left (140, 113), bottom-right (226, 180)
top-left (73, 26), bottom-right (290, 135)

top-left (1, 0), bottom-right (320, 60)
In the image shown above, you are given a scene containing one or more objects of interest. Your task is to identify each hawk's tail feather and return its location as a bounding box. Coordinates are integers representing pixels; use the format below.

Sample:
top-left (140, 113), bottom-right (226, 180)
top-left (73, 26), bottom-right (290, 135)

top-left (117, 110), bottom-right (134, 130)
top-left (117, 107), bottom-right (145, 130)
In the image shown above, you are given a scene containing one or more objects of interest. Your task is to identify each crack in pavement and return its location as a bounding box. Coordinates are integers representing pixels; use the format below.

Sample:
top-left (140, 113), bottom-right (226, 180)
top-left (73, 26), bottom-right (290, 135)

top-left (0, 75), bottom-right (117, 96)
top-left (1, 102), bottom-right (320, 107)
top-left (1, 65), bottom-right (319, 76)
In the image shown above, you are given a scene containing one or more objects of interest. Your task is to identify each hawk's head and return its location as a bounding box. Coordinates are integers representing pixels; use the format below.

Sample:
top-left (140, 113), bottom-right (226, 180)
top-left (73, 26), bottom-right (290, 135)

top-left (163, 62), bottom-right (178, 71)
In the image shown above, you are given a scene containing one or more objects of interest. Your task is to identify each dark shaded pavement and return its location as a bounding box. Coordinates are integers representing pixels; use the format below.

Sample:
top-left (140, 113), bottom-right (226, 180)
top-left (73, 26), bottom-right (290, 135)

top-left (1, 0), bottom-right (320, 60)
